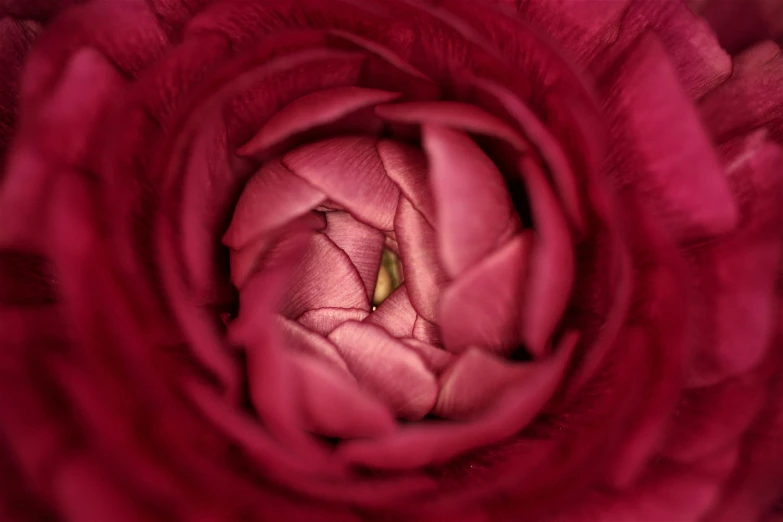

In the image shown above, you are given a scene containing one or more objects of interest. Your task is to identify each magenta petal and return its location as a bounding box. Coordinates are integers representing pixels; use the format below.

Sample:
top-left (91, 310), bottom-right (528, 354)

top-left (283, 136), bottom-right (400, 230)
top-left (394, 197), bottom-right (448, 323)
top-left (423, 124), bottom-right (516, 277)
top-left (375, 101), bottom-right (528, 151)
top-left (279, 233), bottom-right (370, 318)
top-left (440, 233), bottom-right (531, 354)
top-left (603, 33), bottom-right (738, 243)
top-left (401, 338), bottom-right (453, 374)
top-left (412, 315), bottom-right (441, 345)
top-left (683, 132), bottom-right (783, 386)
top-left (223, 160), bottom-right (326, 250)
top-left (297, 307), bottom-right (369, 336)
top-left (376, 140), bottom-right (435, 223)
top-left (328, 321), bottom-right (437, 420)
top-left (290, 353), bottom-right (396, 439)
top-left (364, 285), bottom-right (417, 338)
top-left (238, 87), bottom-right (400, 156)
top-left (323, 211), bottom-right (385, 300)
top-left (337, 332), bottom-right (576, 470)
top-left (519, 159), bottom-right (575, 357)
top-left (275, 315), bottom-right (353, 377)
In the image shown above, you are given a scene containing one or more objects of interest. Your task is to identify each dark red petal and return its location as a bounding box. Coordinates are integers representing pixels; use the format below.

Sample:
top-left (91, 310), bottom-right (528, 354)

top-left (423, 124), bottom-right (516, 277)
top-left (440, 233), bottom-right (532, 355)
top-left (602, 33), bottom-right (738, 244)
top-left (328, 321), bottom-right (438, 420)
top-left (283, 136), bottom-right (400, 231)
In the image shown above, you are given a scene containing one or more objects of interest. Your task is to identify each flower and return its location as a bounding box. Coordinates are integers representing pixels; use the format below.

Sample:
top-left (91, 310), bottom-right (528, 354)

top-left (0, 0), bottom-right (782, 521)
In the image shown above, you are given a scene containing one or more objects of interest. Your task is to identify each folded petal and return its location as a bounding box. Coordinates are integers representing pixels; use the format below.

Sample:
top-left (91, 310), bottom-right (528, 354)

top-left (239, 87), bottom-right (401, 156)
top-left (365, 285), bottom-right (417, 338)
top-left (401, 338), bottom-right (454, 375)
top-left (376, 139), bottom-right (435, 224)
top-left (394, 197), bottom-right (448, 323)
top-left (323, 211), bottom-right (386, 301)
top-left (602, 33), bottom-right (738, 244)
top-left (223, 160), bottom-right (326, 249)
top-left (274, 315), bottom-right (352, 377)
top-left (296, 307), bottom-right (368, 336)
top-left (328, 321), bottom-right (437, 420)
top-left (440, 233), bottom-right (532, 354)
top-left (422, 124), bottom-right (517, 276)
top-left (413, 315), bottom-right (441, 345)
top-left (283, 136), bottom-right (400, 231)
top-left (290, 353), bottom-right (395, 439)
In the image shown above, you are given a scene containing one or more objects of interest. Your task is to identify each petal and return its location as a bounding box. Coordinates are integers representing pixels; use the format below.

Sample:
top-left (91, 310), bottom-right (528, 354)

top-left (602, 33), bottom-right (738, 243)
top-left (440, 233), bottom-right (532, 355)
top-left (222, 160), bottom-right (326, 250)
top-left (238, 86), bottom-right (400, 156)
top-left (283, 136), bottom-right (400, 231)
top-left (279, 233), bottom-right (370, 318)
top-left (401, 338), bottom-right (454, 375)
top-left (376, 139), bottom-right (435, 223)
top-left (433, 348), bottom-right (535, 420)
top-left (274, 315), bottom-right (352, 377)
top-left (364, 285), bottom-right (417, 338)
top-left (413, 315), bottom-right (441, 345)
top-left (323, 211), bottom-right (386, 300)
top-left (375, 101), bottom-right (528, 151)
top-left (290, 353), bottom-right (396, 439)
top-left (337, 332), bottom-right (576, 469)
top-left (328, 321), bottom-right (437, 420)
top-left (518, 158), bottom-right (575, 357)
top-left (297, 307), bottom-right (369, 336)
top-left (423, 124), bottom-right (516, 276)
top-left (683, 131), bottom-right (783, 386)
top-left (394, 197), bottom-right (448, 323)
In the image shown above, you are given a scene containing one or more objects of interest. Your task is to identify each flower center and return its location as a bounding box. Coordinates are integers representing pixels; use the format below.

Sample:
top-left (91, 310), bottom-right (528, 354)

top-left (372, 249), bottom-right (401, 310)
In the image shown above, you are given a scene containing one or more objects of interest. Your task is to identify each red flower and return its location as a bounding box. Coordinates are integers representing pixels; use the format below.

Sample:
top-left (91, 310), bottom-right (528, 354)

top-left (0, 1), bottom-right (782, 521)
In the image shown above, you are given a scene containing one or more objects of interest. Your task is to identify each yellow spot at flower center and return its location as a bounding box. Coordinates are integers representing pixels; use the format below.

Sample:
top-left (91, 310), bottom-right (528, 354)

top-left (372, 249), bottom-right (401, 310)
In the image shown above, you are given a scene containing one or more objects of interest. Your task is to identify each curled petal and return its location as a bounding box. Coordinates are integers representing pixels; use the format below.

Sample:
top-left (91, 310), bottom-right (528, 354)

top-left (283, 136), bottom-right (400, 231)
top-left (376, 139), bottom-right (435, 223)
top-left (401, 338), bottom-right (454, 375)
top-left (328, 321), bottom-right (438, 420)
top-left (412, 315), bottom-right (441, 345)
top-left (440, 233), bottom-right (532, 354)
top-left (275, 315), bottom-right (353, 377)
top-left (365, 285), bottom-right (417, 338)
top-left (423, 124), bottom-right (516, 277)
top-left (323, 211), bottom-right (386, 300)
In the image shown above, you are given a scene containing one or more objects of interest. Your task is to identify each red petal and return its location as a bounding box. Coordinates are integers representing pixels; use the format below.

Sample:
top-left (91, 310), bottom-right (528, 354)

top-left (440, 233), bottom-right (532, 354)
top-left (328, 321), bottom-right (437, 420)
top-left (401, 338), bottom-right (454, 375)
top-left (239, 86), bottom-right (400, 156)
top-left (423, 125), bottom-right (516, 277)
top-left (283, 136), bottom-right (400, 231)
top-left (376, 139), bottom-right (435, 224)
top-left (297, 307), bottom-right (368, 336)
top-left (323, 211), bottom-right (386, 300)
top-left (275, 315), bottom-right (352, 377)
top-left (413, 315), bottom-right (441, 345)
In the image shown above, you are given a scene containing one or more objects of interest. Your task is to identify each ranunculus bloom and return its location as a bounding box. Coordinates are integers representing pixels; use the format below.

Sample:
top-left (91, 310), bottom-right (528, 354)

top-left (1, 0), bottom-right (782, 520)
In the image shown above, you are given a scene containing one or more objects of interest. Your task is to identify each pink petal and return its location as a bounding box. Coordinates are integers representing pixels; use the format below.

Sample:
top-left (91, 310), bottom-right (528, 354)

top-left (602, 33), bottom-right (738, 244)
top-left (440, 233), bottom-right (532, 354)
top-left (700, 41), bottom-right (783, 145)
top-left (278, 233), bottom-right (370, 318)
top-left (283, 136), bottom-right (400, 231)
top-left (401, 338), bottom-right (454, 375)
top-left (222, 160), bottom-right (326, 250)
top-left (683, 131), bottom-right (783, 386)
top-left (375, 101), bottom-right (528, 151)
top-left (413, 315), bottom-right (441, 345)
top-left (238, 86), bottom-right (400, 156)
top-left (518, 158), bottom-right (575, 357)
top-left (328, 321), bottom-right (438, 420)
top-left (376, 139), bottom-right (435, 223)
top-left (274, 315), bottom-right (352, 377)
top-left (394, 197), bottom-right (448, 323)
top-left (337, 332), bottom-right (576, 469)
top-left (434, 348), bottom-right (536, 420)
top-left (692, 0), bottom-right (783, 54)
top-left (323, 211), bottom-right (386, 300)
top-left (297, 307), bottom-right (369, 336)
top-left (289, 353), bottom-right (396, 438)
top-left (364, 285), bottom-right (417, 338)
top-left (423, 124), bottom-right (517, 277)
